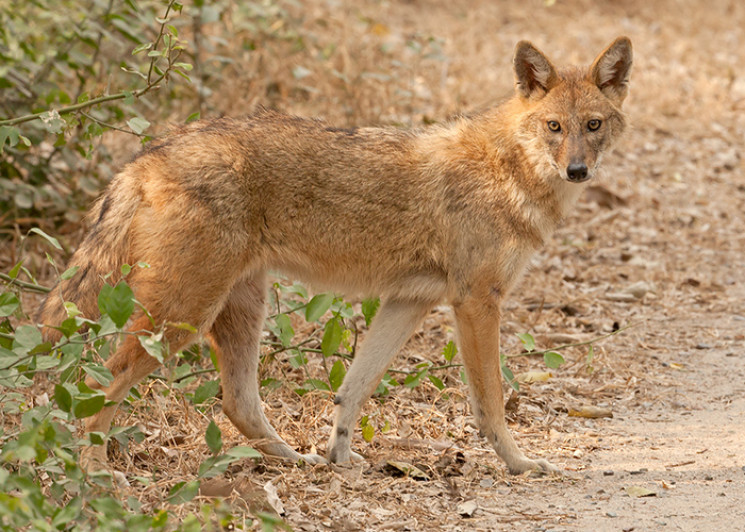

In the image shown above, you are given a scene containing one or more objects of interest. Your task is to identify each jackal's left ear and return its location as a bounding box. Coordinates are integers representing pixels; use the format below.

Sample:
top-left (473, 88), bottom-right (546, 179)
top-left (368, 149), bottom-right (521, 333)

top-left (513, 41), bottom-right (559, 99)
top-left (590, 36), bottom-right (633, 103)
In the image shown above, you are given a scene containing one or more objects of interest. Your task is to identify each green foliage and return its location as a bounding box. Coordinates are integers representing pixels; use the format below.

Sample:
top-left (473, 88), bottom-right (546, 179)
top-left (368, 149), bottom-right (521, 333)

top-left (0, 0), bottom-right (249, 237)
top-left (0, 273), bottom-right (270, 529)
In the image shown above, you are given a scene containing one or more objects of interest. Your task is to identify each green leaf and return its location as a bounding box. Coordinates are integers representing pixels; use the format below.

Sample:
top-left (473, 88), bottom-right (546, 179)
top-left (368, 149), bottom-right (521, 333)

top-left (39, 110), bottom-right (65, 134)
top-left (329, 360), bottom-right (346, 392)
top-left (361, 297), bottom-right (380, 327)
top-left (60, 265), bottom-right (80, 280)
top-left (0, 292), bottom-right (20, 317)
top-left (167, 480), bottom-right (200, 504)
top-left (543, 351), bottom-right (565, 369)
top-left (74, 394), bottom-right (106, 418)
top-left (82, 364), bottom-right (114, 387)
top-left (442, 340), bottom-right (457, 362)
top-left (273, 314), bottom-right (294, 347)
top-left (13, 324), bottom-right (43, 349)
top-left (205, 420), bottom-right (222, 455)
top-left (0, 125), bottom-right (20, 152)
top-left (321, 317), bottom-right (343, 358)
top-left (138, 334), bottom-right (164, 363)
top-left (226, 446), bottom-right (262, 459)
top-left (29, 227), bottom-right (62, 250)
top-left (8, 260), bottom-right (23, 279)
top-left (54, 384), bottom-right (72, 413)
top-left (127, 117), bottom-right (151, 135)
top-left (186, 111), bottom-right (201, 123)
top-left (51, 497), bottom-right (82, 528)
top-left (198, 454), bottom-right (234, 479)
top-left (297, 378), bottom-right (330, 395)
top-left (361, 423), bottom-right (374, 442)
top-left (305, 293), bottom-right (334, 322)
top-left (404, 365), bottom-right (429, 389)
top-left (427, 374), bottom-right (445, 390)
top-left (516, 332), bottom-right (535, 352)
top-left (501, 363), bottom-right (519, 391)
top-left (98, 281), bottom-right (135, 328)
top-left (132, 42), bottom-right (152, 55)
top-left (193, 380), bottom-right (219, 404)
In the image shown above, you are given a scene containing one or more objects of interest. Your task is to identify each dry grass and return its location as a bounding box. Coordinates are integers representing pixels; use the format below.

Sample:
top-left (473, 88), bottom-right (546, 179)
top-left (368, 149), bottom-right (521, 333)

top-left (5, 0), bottom-right (745, 529)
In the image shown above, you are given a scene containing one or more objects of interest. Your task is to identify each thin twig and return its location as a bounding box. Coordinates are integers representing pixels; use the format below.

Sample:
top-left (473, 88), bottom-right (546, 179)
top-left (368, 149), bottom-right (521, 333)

top-left (504, 322), bottom-right (638, 359)
top-left (80, 111), bottom-right (142, 136)
top-left (0, 272), bottom-right (52, 293)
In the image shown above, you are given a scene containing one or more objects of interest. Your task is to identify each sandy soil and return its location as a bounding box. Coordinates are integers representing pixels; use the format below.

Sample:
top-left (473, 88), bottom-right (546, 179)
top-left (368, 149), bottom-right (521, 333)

top-left (11, 0), bottom-right (745, 530)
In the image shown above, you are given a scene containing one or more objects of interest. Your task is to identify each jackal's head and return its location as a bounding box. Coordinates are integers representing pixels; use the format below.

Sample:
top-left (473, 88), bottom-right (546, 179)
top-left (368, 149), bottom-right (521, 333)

top-left (512, 37), bottom-right (632, 184)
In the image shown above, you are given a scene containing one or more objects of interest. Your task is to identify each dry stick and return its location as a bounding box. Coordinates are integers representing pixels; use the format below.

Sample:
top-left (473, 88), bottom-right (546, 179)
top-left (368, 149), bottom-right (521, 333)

top-left (503, 322), bottom-right (639, 359)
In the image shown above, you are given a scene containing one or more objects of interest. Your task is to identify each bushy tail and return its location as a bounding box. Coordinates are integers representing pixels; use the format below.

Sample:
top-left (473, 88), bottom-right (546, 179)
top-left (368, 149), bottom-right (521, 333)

top-left (37, 174), bottom-right (140, 342)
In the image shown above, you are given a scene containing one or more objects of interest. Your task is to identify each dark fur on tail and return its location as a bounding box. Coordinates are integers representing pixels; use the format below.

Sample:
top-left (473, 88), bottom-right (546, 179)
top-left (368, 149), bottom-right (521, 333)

top-left (37, 173), bottom-right (141, 342)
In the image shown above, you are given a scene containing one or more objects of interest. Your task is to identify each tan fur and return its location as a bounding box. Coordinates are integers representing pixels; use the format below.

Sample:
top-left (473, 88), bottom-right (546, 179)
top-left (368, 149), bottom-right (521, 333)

top-left (38, 37), bottom-right (632, 474)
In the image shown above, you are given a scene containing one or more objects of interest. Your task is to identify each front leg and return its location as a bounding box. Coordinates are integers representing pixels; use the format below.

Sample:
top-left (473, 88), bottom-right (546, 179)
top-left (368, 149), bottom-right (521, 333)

top-left (328, 298), bottom-right (432, 463)
top-left (453, 291), bottom-right (558, 475)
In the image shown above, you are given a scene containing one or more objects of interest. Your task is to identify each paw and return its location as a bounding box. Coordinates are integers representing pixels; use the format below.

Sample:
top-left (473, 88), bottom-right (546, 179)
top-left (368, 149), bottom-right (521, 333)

top-left (327, 445), bottom-right (364, 464)
top-left (507, 457), bottom-right (560, 476)
top-left (298, 453), bottom-right (327, 466)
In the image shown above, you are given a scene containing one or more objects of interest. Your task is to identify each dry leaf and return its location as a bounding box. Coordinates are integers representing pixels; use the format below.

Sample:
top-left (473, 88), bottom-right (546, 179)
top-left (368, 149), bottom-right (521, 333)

top-left (568, 405), bottom-right (613, 419)
top-left (516, 370), bottom-right (552, 383)
top-left (626, 485), bottom-right (657, 498)
top-left (264, 480), bottom-right (285, 515)
top-left (385, 460), bottom-right (430, 480)
top-left (456, 499), bottom-right (478, 517)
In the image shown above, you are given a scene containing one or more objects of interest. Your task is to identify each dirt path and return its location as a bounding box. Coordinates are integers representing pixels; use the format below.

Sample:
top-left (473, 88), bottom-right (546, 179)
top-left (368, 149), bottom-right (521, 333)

top-left (457, 313), bottom-right (745, 532)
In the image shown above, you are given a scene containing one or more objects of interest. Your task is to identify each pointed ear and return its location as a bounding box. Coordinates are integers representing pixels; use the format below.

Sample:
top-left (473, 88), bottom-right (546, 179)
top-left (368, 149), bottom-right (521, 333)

top-left (513, 41), bottom-right (560, 99)
top-left (590, 36), bottom-right (633, 103)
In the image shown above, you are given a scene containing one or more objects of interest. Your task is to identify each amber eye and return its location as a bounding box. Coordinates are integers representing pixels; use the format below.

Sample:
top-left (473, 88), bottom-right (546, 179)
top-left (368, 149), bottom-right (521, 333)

top-left (588, 119), bottom-right (602, 131)
top-left (547, 121), bottom-right (561, 132)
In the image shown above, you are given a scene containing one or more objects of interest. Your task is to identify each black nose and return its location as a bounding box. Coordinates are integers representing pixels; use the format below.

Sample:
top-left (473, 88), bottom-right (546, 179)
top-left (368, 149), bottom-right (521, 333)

top-left (566, 163), bottom-right (589, 182)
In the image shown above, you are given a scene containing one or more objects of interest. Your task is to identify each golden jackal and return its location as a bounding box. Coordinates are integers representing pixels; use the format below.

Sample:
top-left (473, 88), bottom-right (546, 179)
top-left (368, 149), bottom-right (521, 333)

top-left (39, 37), bottom-right (632, 474)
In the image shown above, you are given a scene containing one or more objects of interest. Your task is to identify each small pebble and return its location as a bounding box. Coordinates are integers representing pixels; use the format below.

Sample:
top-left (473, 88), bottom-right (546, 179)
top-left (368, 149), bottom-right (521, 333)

top-left (695, 343), bottom-right (712, 350)
top-left (603, 470), bottom-right (615, 476)
top-left (705, 475), bottom-right (713, 481)
top-left (606, 512), bottom-right (617, 518)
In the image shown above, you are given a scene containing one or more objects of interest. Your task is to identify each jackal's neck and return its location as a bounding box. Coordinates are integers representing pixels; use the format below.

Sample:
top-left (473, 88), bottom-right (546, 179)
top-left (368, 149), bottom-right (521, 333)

top-left (420, 108), bottom-right (582, 245)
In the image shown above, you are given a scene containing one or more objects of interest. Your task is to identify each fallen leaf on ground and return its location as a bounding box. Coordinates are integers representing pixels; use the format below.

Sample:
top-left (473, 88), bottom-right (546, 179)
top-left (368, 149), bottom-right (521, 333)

top-left (385, 460), bottom-right (430, 480)
top-left (456, 499), bottom-right (478, 517)
top-left (568, 405), bottom-right (613, 418)
top-left (626, 485), bottom-right (657, 498)
top-left (516, 370), bottom-right (552, 383)
top-left (264, 480), bottom-right (285, 515)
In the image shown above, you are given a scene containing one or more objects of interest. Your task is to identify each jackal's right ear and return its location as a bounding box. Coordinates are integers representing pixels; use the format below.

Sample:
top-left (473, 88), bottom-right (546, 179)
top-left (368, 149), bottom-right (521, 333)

top-left (590, 36), bottom-right (633, 103)
top-left (513, 41), bottom-right (559, 99)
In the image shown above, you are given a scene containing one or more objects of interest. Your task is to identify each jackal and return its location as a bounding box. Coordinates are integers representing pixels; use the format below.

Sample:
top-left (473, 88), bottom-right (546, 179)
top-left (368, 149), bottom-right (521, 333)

top-left (39, 37), bottom-right (632, 474)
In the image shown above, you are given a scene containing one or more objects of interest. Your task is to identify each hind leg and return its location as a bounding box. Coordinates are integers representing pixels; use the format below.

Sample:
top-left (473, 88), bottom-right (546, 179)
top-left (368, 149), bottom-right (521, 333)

top-left (81, 316), bottom-right (198, 469)
top-left (81, 268), bottom-right (236, 469)
top-left (208, 272), bottom-right (325, 464)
